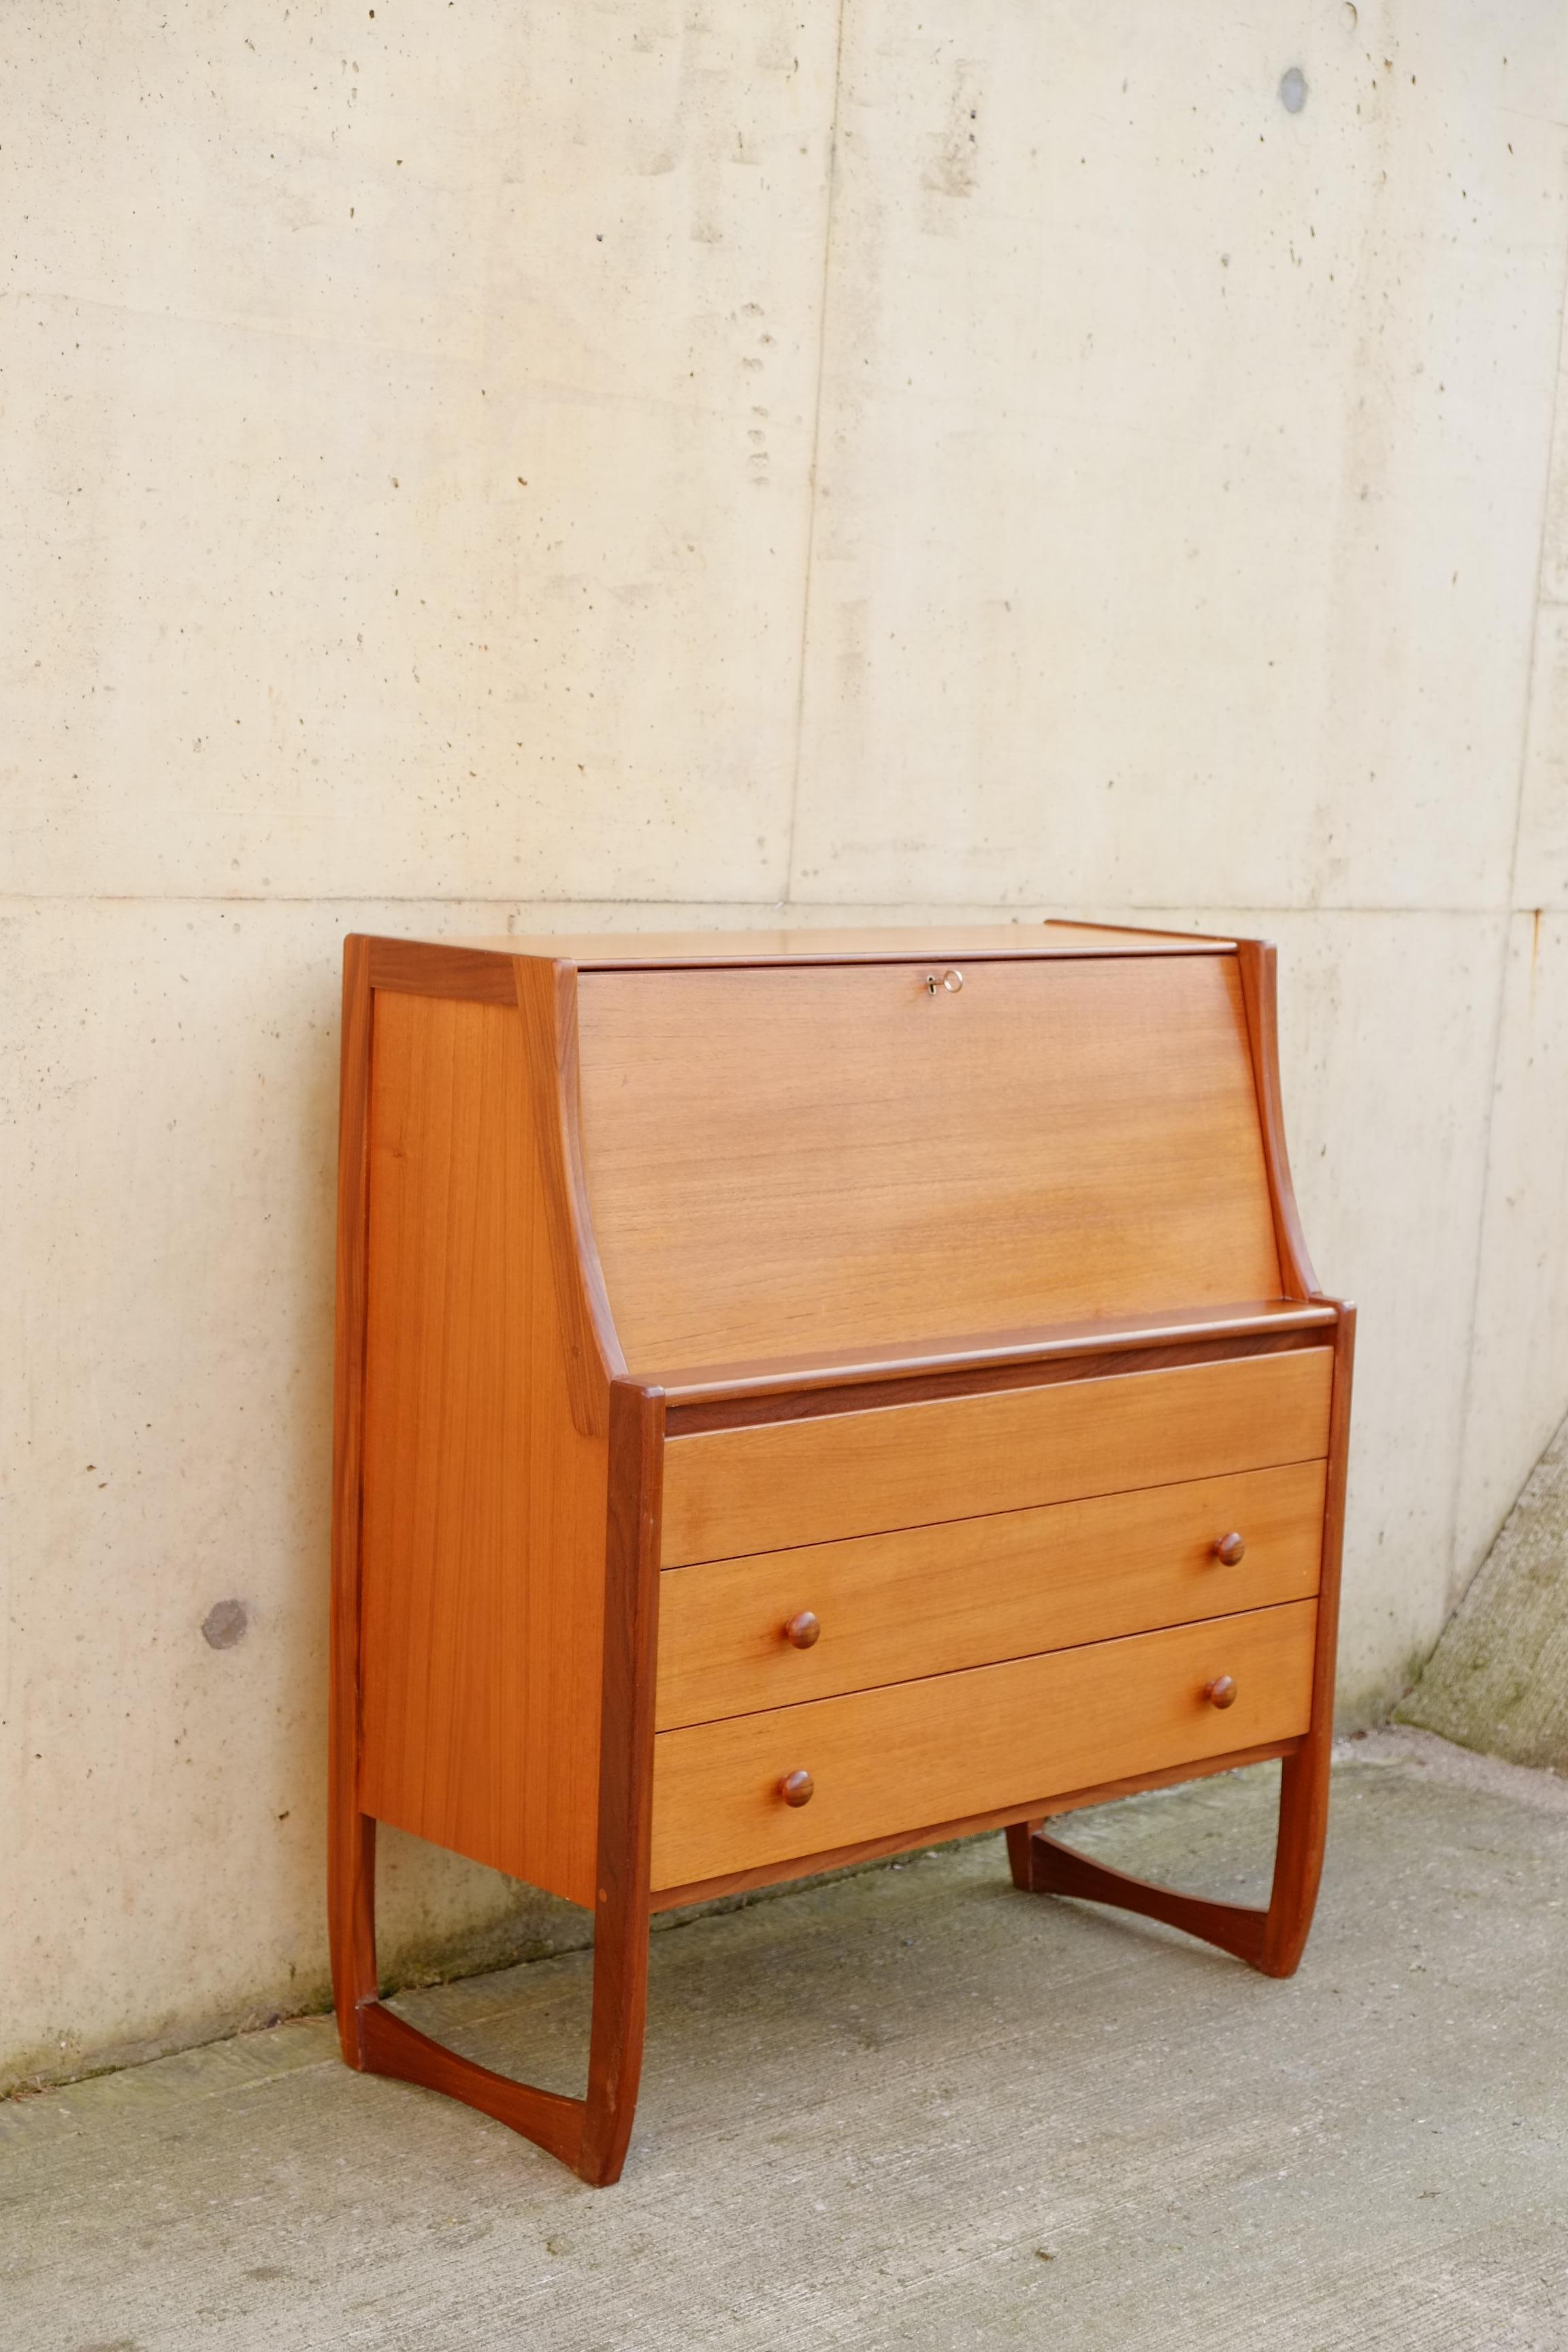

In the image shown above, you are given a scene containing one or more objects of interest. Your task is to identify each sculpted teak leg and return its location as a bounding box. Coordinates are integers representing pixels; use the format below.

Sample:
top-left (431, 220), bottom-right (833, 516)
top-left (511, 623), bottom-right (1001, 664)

top-left (331, 1818), bottom-right (651, 2185)
top-left (1011, 1732), bottom-right (1328, 1976)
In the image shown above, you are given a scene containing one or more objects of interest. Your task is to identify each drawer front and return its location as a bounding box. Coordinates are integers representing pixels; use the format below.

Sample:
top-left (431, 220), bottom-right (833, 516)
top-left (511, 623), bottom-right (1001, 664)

top-left (655, 1459), bottom-right (1326, 1730)
top-left (651, 1599), bottom-right (1317, 1891)
top-left (661, 1348), bottom-right (1333, 1566)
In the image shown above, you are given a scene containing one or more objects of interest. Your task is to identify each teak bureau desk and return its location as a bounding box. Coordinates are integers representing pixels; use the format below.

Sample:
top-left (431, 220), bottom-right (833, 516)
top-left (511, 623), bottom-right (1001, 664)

top-left (330, 921), bottom-right (1353, 2185)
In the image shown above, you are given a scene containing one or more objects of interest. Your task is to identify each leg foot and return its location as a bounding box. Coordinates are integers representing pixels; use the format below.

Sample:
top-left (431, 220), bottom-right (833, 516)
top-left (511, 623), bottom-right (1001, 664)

top-left (1011, 1735), bottom-right (1331, 1978)
top-left (331, 1806), bottom-right (650, 2184)
top-left (359, 2002), bottom-right (587, 2170)
top-left (1004, 1818), bottom-right (1042, 1891)
top-left (1258, 1744), bottom-right (1330, 1978)
top-left (328, 1810), bottom-right (378, 2068)
top-left (1024, 1832), bottom-right (1268, 1967)
top-left (348, 1880), bottom-right (650, 2187)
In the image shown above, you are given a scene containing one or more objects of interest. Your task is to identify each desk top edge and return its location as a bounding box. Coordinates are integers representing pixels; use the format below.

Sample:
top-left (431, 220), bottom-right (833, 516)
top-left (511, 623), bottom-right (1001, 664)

top-left (365, 919), bottom-right (1243, 973)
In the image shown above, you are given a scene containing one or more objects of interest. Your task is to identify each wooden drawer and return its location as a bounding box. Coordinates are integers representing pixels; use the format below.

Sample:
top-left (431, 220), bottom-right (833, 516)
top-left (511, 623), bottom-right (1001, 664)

top-left (655, 1459), bottom-right (1326, 1730)
top-left (660, 1348), bottom-right (1333, 1566)
top-left (651, 1599), bottom-right (1316, 1890)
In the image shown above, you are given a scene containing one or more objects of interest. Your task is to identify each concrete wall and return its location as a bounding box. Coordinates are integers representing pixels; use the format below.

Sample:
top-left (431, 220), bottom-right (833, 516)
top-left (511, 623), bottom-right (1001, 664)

top-left (5, 0), bottom-right (1568, 2090)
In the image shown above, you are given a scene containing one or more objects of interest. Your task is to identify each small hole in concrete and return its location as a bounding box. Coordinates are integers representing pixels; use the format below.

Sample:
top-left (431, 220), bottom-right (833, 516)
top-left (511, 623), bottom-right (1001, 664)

top-left (1280, 66), bottom-right (1307, 113)
top-left (202, 1599), bottom-right (249, 1650)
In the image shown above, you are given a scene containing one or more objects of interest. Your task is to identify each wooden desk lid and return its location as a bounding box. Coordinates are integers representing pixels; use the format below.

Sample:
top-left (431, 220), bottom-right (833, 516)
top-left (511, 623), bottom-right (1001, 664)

top-left (555, 932), bottom-right (1286, 1381)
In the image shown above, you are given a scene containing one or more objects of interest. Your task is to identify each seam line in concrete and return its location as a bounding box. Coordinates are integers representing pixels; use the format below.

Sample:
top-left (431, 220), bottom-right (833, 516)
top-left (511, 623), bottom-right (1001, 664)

top-left (0, 898), bottom-right (1541, 915)
top-left (781, 0), bottom-right (849, 904)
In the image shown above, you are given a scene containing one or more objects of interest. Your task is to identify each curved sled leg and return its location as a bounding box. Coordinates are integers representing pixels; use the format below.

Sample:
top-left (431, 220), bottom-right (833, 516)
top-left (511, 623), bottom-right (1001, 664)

top-left (1013, 1727), bottom-right (1328, 1976)
top-left (338, 1821), bottom-right (651, 2186)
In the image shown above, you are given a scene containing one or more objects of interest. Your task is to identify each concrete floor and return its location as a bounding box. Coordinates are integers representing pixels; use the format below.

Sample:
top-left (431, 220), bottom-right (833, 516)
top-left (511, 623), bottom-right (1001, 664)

top-left (4, 1729), bottom-right (1567, 2352)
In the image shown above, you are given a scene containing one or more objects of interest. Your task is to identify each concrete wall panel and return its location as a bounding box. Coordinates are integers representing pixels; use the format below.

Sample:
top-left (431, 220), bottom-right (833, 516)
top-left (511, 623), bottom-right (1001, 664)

top-left (1452, 914), bottom-right (1568, 1583)
top-left (789, 2), bottom-right (1568, 912)
top-left (1, 2), bottom-right (838, 901)
top-left (6, 1), bottom-right (1568, 2084)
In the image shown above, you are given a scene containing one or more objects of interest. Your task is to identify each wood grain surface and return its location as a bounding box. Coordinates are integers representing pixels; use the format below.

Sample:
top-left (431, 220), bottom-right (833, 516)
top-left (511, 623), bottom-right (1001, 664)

top-left (650, 1600), bottom-right (1318, 1889)
top-left (664, 1322), bottom-right (1327, 1437)
top-left (365, 938), bottom-right (518, 1003)
top-left (662, 1348), bottom-right (1334, 1565)
top-left (575, 953), bottom-right (1281, 1375)
top-left (357, 990), bottom-right (609, 1904)
top-left (650, 1737), bottom-right (1301, 1912)
top-left (659, 1298), bottom-right (1337, 1412)
top-left (655, 1459), bottom-right (1327, 1728)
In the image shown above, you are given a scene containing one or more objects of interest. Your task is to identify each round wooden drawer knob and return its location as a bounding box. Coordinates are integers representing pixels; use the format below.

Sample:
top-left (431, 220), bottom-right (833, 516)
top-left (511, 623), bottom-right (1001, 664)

top-left (779, 1769), bottom-right (815, 1807)
top-left (783, 1610), bottom-right (821, 1649)
top-left (1211, 1531), bottom-right (1247, 1566)
top-left (1204, 1675), bottom-right (1239, 1710)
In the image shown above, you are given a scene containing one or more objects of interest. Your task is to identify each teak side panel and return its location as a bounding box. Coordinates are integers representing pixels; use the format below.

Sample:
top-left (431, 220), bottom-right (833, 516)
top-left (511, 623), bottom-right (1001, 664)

top-left (651, 1601), bottom-right (1318, 1889)
top-left (575, 953), bottom-right (1281, 1375)
top-left (357, 991), bottom-right (608, 1905)
top-left (655, 1459), bottom-right (1327, 1729)
top-left (661, 1348), bottom-right (1333, 1565)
